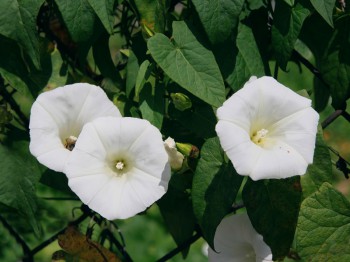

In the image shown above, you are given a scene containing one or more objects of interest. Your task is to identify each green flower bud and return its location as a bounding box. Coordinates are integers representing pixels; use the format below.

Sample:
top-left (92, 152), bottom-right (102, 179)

top-left (176, 142), bottom-right (199, 158)
top-left (170, 93), bottom-right (192, 111)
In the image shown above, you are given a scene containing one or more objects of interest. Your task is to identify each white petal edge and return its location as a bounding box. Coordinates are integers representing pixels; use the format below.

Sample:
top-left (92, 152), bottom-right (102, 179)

top-left (29, 83), bottom-right (121, 172)
top-left (208, 213), bottom-right (273, 262)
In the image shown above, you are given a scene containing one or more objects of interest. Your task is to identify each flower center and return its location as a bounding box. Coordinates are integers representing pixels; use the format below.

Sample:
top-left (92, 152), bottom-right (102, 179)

top-left (251, 128), bottom-right (269, 145)
top-left (115, 161), bottom-right (125, 170)
top-left (64, 136), bottom-right (78, 151)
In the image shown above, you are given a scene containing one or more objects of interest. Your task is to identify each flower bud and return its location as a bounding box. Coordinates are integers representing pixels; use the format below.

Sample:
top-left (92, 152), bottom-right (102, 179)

top-left (170, 93), bottom-right (192, 111)
top-left (176, 142), bottom-right (199, 158)
top-left (164, 137), bottom-right (184, 171)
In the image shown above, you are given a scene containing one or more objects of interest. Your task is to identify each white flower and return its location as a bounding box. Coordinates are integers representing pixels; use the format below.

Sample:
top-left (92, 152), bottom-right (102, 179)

top-left (208, 213), bottom-right (273, 262)
top-left (65, 116), bottom-right (171, 220)
top-left (164, 137), bottom-right (184, 171)
top-left (215, 76), bottom-right (319, 180)
top-left (29, 83), bottom-right (121, 172)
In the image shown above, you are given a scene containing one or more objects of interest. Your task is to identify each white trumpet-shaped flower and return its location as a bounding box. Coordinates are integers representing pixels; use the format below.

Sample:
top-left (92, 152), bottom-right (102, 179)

top-left (216, 76), bottom-right (319, 180)
top-left (164, 137), bottom-right (184, 171)
top-left (65, 116), bottom-right (171, 220)
top-left (209, 213), bottom-right (273, 262)
top-left (29, 83), bottom-right (121, 172)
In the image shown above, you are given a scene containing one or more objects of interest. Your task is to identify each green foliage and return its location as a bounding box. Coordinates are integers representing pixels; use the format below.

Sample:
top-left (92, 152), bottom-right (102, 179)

top-left (192, 137), bottom-right (243, 248)
top-left (0, 0), bottom-right (349, 260)
top-left (158, 172), bottom-right (196, 258)
top-left (301, 129), bottom-right (333, 199)
top-left (0, 137), bottom-right (42, 236)
top-left (148, 21), bottom-right (225, 107)
top-left (243, 177), bottom-right (302, 259)
top-left (0, 0), bottom-right (44, 69)
top-left (272, 2), bottom-right (310, 70)
top-left (297, 183), bottom-right (350, 260)
top-left (192, 0), bottom-right (244, 44)
top-left (310, 0), bottom-right (336, 27)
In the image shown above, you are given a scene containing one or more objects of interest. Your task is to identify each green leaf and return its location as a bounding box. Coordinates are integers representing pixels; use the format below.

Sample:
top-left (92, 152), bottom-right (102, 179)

top-left (139, 78), bottom-right (165, 129)
top-left (192, 0), bottom-right (244, 44)
top-left (192, 137), bottom-right (243, 248)
top-left (168, 102), bottom-right (217, 139)
top-left (226, 51), bottom-right (253, 91)
top-left (318, 15), bottom-right (350, 109)
top-left (272, 3), bottom-right (310, 70)
top-left (131, 0), bottom-right (166, 34)
top-left (243, 177), bottom-right (302, 259)
top-left (236, 22), bottom-right (265, 80)
top-left (126, 51), bottom-right (140, 97)
top-left (301, 129), bottom-right (332, 199)
top-left (135, 60), bottom-right (152, 98)
top-left (87, 0), bottom-right (115, 34)
top-left (148, 21), bottom-right (225, 107)
top-left (310, 0), bottom-right (336, 27)
top-left (92, 32), bottom-right (122, 85)
top-left (296, 183), bottom-right (350, 260)
top-left (158, 172), bottom-right (196, 258)
top-left (0, 0), bottom-right (43, 69)
top-left (55, 0), bottom-right (96, 42)
top-left (0, 140), bottom-right (42, 235)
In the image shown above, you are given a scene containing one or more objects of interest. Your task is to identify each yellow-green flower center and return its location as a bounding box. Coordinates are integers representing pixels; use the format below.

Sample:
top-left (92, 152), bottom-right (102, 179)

top-left (251, 129), bottom-right (268, 145)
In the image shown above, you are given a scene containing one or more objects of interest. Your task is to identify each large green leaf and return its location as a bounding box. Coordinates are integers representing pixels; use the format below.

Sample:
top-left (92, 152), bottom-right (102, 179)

top-left (310, 0), bottom-right (336, 27)
top-left (55, 0), bottom-right (96, 42)
top-left (126, 51), bottom-right (140, 97)
top-left (243, 177), bottom-right (302, 259)
top-left (301, 129), bottom-right (332, 199)
top-left (148, 21), bottom-right (225, 107)
top-left (192, 137), bottom-right (243, 248)
top-left (87, 0), bottom-right (115, 34)
top-left (139, 77), bottom-right (165, 129)
top-left (192, 0), bottom-right (244, 44)
top-left (236, 22), bottom-right (265, 80)
top-left (226, 51), bottom-right (253, 91)
top-left (158, 172), bottom-right (196, 258)
top-left (0, 139), bottom-right (42, 235)
top-left (296, 183), bottom-right (350, 260)
top-left (272, 3), bottom-right (310, 70)
top-left (0, 0), bottom-right (43, 69)
top-left (168, 102), bottom-right (217, 139)
top-left (318, 15), bottom-right (350, 109)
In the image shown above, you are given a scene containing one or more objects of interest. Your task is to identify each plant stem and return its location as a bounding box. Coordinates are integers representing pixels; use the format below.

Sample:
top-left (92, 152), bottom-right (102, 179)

top-left (0, 214), bottom-right (31, 257)
top-left (27, 206), bottom-right (91, 257)
top-left (0, 86), bottom-right (29, 130)
top-left (321, 110), bottom-right (343, 129)
top-left (156, 232), bottom-right (202, 262)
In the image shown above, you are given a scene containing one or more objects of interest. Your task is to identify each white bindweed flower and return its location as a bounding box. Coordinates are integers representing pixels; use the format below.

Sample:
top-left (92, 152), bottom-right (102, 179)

top-left (209, 213), bottom-right (273, 262)
top-left (29, 83), bottom-right (121, 172)
top-left (65, 116), bottom-right (171, 220)
top-left (216, 76), bottom-right (319, 180)
top-left (164, 137), bottom-right (184, 171)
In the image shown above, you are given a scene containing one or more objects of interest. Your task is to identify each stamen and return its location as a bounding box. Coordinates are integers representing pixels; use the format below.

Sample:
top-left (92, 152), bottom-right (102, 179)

top-left (65, 136), bottom-right (78, 151)
top-left (116, 161), bottom-right (125, 170)
top-left (251, 129), bottom-right (269, 144)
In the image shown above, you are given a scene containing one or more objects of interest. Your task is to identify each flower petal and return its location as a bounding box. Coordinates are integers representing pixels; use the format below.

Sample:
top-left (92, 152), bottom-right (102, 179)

top-left (208, 213), bottom-right (272, 262)
top-left (268, 107), bottom-right (319, 163)
top-left (29, 83), bottom-right (121, 172)
top-left (65, 116), bottom-right (170, 220)
top-left (250, 140), bottom-right (308, 180)
top-left (215, 76), bottom-right (319, 180)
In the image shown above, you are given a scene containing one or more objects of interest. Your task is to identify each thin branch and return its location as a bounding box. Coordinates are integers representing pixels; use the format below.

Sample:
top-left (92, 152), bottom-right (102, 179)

top-left (0, 214), bottom-right (31, 256)
top-left (27, 206), bottom-right (91, 256)
top-left (156, 232), bottom-right (201, 262)
top-left (292, 50), bottom-right (328, 87)
top-left (0, 86), bottom-right (29, 130)
top-left (321, 110), bottom-right (343, 129)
